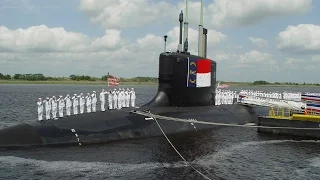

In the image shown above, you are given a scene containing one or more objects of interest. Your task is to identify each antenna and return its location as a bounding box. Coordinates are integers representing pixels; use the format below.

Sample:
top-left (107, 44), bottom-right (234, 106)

top-left (202, 28), bottom-right (207, 58)
top-left (198, 0), bottom-right (204, 57)
top-left (164, 35), bottom-right (168, 52)
top-left (178, 10), bottom-right (183, 53)
top-left (183, 0), bottom-right (189, 52)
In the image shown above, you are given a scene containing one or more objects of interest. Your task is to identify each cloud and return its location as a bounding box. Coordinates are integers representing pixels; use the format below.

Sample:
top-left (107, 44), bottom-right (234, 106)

top-left (208, 0), bottom-right (312, 28)
top-left (78, 0), bottom-right (312, 29)
top-left (0, 25), bottom-right (226, 77)
top-left (78, 0), bottom-right (177, 29)
top-left (277, 24), bottom-right (320, 54)
top-left (249, 37), bottom-right (268, 48)
top-left (0, 25), bottom-right (122, 53)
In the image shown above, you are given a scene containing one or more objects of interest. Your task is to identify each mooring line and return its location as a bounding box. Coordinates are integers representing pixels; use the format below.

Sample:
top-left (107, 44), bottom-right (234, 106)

top-left (153, 117), bottom-right (212, 180)
top-left (131, 110), bottom-right (320, 130)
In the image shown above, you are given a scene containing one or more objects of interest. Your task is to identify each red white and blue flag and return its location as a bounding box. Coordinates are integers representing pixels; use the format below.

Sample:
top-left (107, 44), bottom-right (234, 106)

top-left (187, 57), bottom-right (211, 88)
top-left (301, 94), bottom-right (320, 103)
top-left (306, 103), bottom-right (320, 113)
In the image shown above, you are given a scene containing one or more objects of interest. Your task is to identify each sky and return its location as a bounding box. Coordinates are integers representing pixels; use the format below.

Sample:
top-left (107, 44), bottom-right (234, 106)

top-left (0, 0), bottom-right (319, 83)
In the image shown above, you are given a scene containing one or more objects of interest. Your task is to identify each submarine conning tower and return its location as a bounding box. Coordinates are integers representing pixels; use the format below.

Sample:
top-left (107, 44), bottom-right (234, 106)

top-left (143, 5), bottom-right (216, 107)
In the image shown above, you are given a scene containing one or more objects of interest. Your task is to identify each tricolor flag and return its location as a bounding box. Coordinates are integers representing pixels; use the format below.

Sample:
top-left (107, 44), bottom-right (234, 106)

top-left (187, 57), bottom-right (211, 87)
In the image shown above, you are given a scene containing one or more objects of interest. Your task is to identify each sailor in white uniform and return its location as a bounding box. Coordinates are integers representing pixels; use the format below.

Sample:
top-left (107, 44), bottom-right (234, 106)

top-left (118, 88), bottom-right (123, 109)
top-left (108, 90), bottom-right (113, 109)
top-left (79, 93), bottom-right (85, 114)
top-left (130, 88), bottom-right (136, 107)
top-left (126, 88), bottom-right (130, 107)
top-left (57, 95), bottom-right (65, 118)
top-left (71, 94), bottom-right (79, 115)
top-left (64, 94), bottom-right (72, 116)
top-left (37, 98), bottom-right (43, 121)
top-left (112, 89), bottom-right (118, 109)
top-left (100, 89), bottom-right (107, 111)
top-left (92, 91), bottom-right (97, 112)
top-left (51, 96), bottom-right (58, 120)
top-left (86, 93), bottom-right (92, 113)
top-left (44, 97), bottom-right (52, 120)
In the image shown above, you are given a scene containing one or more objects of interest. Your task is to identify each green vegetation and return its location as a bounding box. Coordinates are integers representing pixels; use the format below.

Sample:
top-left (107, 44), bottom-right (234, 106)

top-left (0, 73), bottom-right (319, 86)
top-left (0, 73), bottom-right (158, 85)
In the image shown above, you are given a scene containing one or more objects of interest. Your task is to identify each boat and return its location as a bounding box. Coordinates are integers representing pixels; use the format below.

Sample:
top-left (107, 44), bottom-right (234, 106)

top-left (0, 3), bottom-right (269, 149)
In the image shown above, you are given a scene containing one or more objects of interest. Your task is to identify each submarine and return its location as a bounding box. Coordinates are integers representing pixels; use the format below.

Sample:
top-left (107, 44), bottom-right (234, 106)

top-left (0, 7), bottom-right (269, 149)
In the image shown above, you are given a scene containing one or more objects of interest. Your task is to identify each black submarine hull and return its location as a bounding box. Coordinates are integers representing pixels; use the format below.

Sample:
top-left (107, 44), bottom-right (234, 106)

top-left (0, 105), bottom-right (268, 148)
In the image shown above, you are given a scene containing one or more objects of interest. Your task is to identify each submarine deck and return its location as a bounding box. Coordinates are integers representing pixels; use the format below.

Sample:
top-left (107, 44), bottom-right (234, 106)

top-left (0, 104), bottom-right (268, 148)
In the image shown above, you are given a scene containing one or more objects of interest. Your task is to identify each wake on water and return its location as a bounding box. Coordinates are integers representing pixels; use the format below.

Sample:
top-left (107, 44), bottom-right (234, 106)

top-left (1, 140), bottom-right (319, 178)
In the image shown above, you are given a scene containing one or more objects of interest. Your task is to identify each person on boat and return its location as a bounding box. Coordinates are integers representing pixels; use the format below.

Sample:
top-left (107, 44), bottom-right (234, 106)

top-left (130, 88), bottom-right (136, 107)
top-left (86, 93), bottom-right (92, 113)
top-left (71, 94), bottom-right (79, 115)
top-left (64, 94), bottom-right (72, 116)
top-left (107, 90), bottom-right (113, 109)
top-left (57, 95), bottom-right (65, 118)
top-left (43, 97), bottom-right (52, 120)
top-left (118, 88), bottom-right (123, 109)
top-left (92, 91), bottom-right (97, 112)
top-left (100, 89), bottom-right (107, 111)
top-left (37, 98), bottom-right (43, 121)
top-left (112, 89), bottom-right (118, 109)
top-left (51, 96), bottom-right (58, 120)
top-left (78, 93), bottom-right (85, 114)
top-left (124, 88), bottom-right (130, 107)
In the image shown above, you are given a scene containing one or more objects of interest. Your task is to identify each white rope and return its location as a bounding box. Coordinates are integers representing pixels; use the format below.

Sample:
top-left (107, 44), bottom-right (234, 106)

top-left (132, 110), bottom-right (320, 130)
top-left (153, 117), bottom-right (212, 180)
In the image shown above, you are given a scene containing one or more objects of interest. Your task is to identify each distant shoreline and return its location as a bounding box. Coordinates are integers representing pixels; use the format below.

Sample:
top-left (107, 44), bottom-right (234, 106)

top-left (0, 80), bottom-right (318, 87)
top-left (0, 80), bottom-right (157, 86)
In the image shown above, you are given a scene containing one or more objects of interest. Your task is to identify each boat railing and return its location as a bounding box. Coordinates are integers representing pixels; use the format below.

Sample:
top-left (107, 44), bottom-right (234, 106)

top-left (268, 107), bottom-right (320, 119)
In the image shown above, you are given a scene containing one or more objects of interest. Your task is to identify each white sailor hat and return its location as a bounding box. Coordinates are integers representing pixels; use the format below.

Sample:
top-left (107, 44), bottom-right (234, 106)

top-left (46, 97), bottom-right (49, 99)
top-left (93, 91), bottom-right (96, 93)
top-left (74, 94), bottom-right (77, 96)
top-left (59, 95), bottom-right (63, 97)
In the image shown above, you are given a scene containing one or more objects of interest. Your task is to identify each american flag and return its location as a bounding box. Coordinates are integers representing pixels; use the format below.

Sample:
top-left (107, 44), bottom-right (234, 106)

top-left (107, 74), bottom-right (119, 87)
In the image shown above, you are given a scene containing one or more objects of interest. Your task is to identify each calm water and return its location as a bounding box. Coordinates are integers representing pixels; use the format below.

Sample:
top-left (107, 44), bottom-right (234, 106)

top-left (0, 84), bottom-right (320, 180)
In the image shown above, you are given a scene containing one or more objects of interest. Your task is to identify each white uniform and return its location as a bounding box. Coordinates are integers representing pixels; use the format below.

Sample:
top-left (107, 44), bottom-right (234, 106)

top-left (130, 88), bottom-right (136, 107)
top-left (126, 88), bottom-right (130, 107)
top-left (51, 97), bottom-right (58, 119)
top-left (118, 89), bottom-right (123, 109)
top-left (112, 89), bottom-right (118, 109)
top-left (65, 95), bottom-right (72, 116)
top-left (72, 94), bottom-right (78, 115)
top-left (86, 93), bottom-right (92, 113)
top-left (100, 89), bottom-right (106, 111)
top-left (92, 91), bottom-right (97, 112)
top-left (107, 91), bottom-right (113, 109)
top-left (44, 98), bottom-right (51, 120)
top-left (37, 98), bottom-right (43, 121)
top-left (58, 96), bottom-right (65, 118)
top-left (79, 93), bottom-right (85, 114)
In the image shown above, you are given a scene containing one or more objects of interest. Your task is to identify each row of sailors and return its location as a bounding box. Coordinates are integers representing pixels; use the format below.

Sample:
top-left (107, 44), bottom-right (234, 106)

top-left (215, 90), bottom-right (237, 105)
top-left (37, 88), bottom-right (136, 121)
top-left (239, 90), bottom-right (302, 101)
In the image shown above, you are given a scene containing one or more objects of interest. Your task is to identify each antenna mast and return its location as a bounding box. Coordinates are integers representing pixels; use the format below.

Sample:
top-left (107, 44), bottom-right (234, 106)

top-left (198, 0), bottom-right (204, 56)
top-left (183, 0), bottom-right (189, 52)
top-left (178, 10), bottom-right (183, 52)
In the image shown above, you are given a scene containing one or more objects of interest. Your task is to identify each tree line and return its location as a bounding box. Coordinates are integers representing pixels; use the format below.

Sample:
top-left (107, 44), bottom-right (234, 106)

top-left (0, 73), bottom-right (318, 85)
top-left (0, 73), bottom-right (158, 82)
